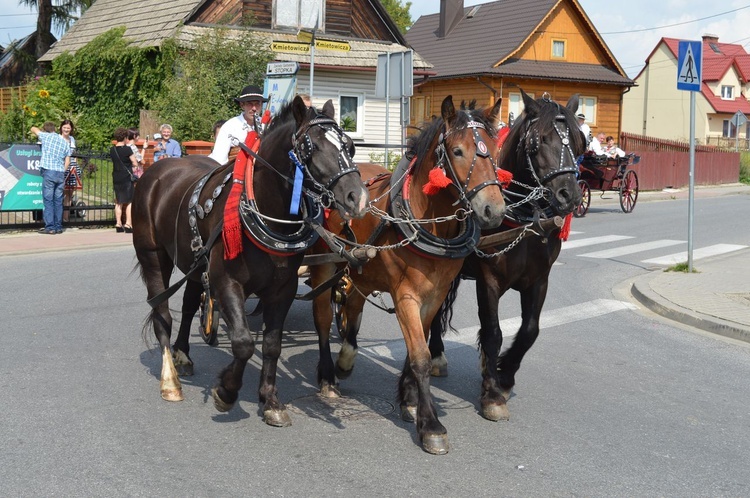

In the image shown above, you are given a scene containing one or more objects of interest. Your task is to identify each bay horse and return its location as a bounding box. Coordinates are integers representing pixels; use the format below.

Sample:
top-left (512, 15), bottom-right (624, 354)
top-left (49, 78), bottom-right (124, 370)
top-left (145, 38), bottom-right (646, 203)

top-left (308, 95), bottom-right (506, 454)
top-left (132, 97), bottom-right (368, 427)
top-left (429, 90), bottom-right (585, 421)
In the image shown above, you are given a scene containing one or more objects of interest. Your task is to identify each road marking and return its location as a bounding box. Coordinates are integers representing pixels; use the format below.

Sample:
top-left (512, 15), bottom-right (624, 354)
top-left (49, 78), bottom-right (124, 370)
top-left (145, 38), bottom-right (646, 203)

top-left (580, 239), bottom-right (684, 259)
top-left (360, 299), bottom-right (637, 360)
top-left (641, 243), bottom-right (748, 265)
top-left (561, 235), bottom-right (633, 250)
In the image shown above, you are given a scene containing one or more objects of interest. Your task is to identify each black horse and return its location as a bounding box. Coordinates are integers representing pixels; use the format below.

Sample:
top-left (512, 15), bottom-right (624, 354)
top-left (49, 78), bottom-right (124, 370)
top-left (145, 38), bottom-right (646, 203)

top-left (429, 90), bottom-right (585, 421)
top-left (132, 97), bottom-right (368, 427)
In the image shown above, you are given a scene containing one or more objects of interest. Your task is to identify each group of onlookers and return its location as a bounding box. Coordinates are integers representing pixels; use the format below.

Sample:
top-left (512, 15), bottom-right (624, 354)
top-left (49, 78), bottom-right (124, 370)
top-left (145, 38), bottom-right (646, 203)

top-left (31, 83), bottom-right (299, 234)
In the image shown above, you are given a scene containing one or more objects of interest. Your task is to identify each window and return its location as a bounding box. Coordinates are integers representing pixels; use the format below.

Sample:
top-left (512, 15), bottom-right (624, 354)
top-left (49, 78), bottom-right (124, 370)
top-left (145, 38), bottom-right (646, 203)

top-left (339, 94), bottom-right (363, 138)
top-left (577, 96), bottom-right (598, 124)
top-left (723, 119), bottom-right (737, 138)
top-left (551, 39), bottom-right (566, 59)
top-left (721, 85), bottom-right (734, 100)
top-left (507, 92), bottom-right (534, 124)
top-left (274, 0), bottom-right (323, 30)
top-left (410, 96), bottom-right (431, 125)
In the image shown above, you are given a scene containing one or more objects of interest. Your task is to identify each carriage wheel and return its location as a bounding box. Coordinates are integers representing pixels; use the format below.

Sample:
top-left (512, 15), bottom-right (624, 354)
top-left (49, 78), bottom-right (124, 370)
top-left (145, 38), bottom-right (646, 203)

top-left (574, 180), bottom-right (590, 218)
top-left (199, 294), bottom-right (220, 346)
top-left (619, 170), bottom-right (639, 213)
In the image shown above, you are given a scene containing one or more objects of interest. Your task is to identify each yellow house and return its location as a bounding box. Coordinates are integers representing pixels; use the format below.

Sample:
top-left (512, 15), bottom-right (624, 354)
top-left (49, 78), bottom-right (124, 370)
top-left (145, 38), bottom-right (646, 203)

top-left (622, 35), bottom-right (750, 145)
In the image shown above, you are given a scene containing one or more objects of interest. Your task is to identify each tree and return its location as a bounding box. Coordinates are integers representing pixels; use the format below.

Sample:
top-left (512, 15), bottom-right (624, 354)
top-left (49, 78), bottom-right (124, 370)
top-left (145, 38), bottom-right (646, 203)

top-left (380, 0), bottom-right (413, 34)
top-left (17, 0), bottom-right (95, 68)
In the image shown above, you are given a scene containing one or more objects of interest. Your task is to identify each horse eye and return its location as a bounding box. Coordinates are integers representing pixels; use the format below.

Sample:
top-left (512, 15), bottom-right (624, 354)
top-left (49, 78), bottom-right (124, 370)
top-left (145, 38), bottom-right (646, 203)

top-left (452, 147), bottom-right (463, 157)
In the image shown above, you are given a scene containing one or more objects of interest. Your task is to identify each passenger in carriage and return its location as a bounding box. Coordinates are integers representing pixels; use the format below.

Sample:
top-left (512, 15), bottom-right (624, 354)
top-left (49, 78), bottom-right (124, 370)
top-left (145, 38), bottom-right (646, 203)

top-left (576, 113), bottom-right (592, 146)
top-left (603, 135), bottom-right (626, 158)
top-left (588, 132), bottom-right (606, 156)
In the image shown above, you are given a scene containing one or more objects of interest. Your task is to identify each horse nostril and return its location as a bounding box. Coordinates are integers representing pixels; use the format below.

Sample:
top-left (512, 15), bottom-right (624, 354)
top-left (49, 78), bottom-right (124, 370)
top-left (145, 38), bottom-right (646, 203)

top-left (557, 189), bottom-right (570, 202)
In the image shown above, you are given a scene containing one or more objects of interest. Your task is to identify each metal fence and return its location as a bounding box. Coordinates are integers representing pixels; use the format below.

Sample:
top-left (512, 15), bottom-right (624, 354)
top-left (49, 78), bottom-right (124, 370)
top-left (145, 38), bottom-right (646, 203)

top-left (0, 143), bottom-right (116, 230)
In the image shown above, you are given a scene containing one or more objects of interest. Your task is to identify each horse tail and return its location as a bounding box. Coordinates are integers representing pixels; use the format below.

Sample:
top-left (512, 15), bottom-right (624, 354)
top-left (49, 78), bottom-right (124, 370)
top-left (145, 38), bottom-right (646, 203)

top-left (437, 275), bottom-right (462, 336)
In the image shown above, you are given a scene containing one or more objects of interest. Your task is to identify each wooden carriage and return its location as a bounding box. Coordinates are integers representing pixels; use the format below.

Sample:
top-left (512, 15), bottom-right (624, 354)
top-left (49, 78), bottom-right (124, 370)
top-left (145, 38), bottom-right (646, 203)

top-left (574, 153), bottom-right (640, 217)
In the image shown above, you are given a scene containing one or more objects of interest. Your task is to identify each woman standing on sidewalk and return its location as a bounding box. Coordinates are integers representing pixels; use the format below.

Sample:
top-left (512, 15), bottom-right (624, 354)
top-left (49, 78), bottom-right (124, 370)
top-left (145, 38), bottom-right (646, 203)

top-left (61, 119), bottom-right (81, 223)
top-left (109, 127), bottom-right (138, 233)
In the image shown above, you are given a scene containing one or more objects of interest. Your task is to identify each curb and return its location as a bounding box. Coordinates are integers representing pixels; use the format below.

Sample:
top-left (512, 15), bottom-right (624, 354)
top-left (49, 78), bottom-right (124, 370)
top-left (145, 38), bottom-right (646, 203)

top-left (630, 275), bottom-right (750, 344)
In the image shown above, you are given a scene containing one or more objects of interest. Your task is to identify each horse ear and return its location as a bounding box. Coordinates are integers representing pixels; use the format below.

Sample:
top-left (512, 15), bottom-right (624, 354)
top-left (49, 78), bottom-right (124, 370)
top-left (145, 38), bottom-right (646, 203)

top-left (441, 95), bottom-right (456, 125)
top-left (520, 88), bottom-right (540, 117)
top-left (566, 93), bottom-right (580, 114)
top-left (322, 99), bottom-right (335, 119)
top-left (292, 95), bottom-right (308, 125)
top-left (486, 97), bottom-right (502, 127)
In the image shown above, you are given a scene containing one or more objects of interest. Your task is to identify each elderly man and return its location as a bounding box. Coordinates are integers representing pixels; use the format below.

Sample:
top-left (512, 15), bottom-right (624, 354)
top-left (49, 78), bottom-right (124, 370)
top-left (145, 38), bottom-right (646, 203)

top-left (209, 85), bottom-right (268, 165)
top-left (576, 113), bottom-right (592, 146)
top-left (31, 122), bottom-right (71, 234)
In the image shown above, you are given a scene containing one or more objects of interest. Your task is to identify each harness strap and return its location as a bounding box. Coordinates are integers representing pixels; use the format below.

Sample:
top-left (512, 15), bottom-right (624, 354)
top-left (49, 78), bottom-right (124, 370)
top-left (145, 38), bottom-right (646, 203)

top-left (146, 220), bottom-right (224, 309)
top-left (295, 267), bottom-right (348, 301)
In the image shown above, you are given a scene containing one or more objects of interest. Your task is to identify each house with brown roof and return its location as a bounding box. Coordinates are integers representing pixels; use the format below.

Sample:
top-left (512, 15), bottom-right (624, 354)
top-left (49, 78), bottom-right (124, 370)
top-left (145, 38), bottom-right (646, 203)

top-left (622, 35), bottom-right (750, 145)
top-left (38, 0), bottom-right (432, 156)
top-left (405, 0), bottom-right (632, 136)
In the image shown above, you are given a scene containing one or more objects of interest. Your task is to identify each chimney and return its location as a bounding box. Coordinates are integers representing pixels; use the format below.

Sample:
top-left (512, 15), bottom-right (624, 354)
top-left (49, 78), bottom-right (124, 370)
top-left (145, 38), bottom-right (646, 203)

top-left (439, 0), bottom-right (465, 38)
top-left (702, 33), bottom-right (719, 43)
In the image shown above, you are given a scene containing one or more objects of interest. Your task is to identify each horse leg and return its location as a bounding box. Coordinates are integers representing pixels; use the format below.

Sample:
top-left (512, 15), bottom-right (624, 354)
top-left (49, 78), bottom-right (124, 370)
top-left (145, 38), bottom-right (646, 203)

top-left (171, 278), bottom-right (202, 376)
top-left (335, 291), bottom-right (366, 379)
top-left (396, 299), bottom-right (448, 455)
top-left (428, 316), bottom-right (448, 377)
top-left (258, 292), bottom-right (296, 427)
top-left (211, 280), bottom-right (255, 413)
top-left (475, 275), bottom-right (509, 421)
top-left (311, 263), bottom-right (339, 398)
top-left (138, 248), bottom-right (182, 401)
top-left (498, 280), bottom-right (548, 398)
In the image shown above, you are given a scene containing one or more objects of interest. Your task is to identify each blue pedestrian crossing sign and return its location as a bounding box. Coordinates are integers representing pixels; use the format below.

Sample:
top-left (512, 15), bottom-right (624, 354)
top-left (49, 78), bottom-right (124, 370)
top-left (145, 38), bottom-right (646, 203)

top-left (677, 40), bottom-right (702, 91)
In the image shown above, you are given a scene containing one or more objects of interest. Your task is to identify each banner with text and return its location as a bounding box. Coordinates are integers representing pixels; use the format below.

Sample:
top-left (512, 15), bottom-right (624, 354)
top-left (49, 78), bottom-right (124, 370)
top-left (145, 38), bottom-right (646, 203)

top-left (0, 143), bottom-right (43, 210)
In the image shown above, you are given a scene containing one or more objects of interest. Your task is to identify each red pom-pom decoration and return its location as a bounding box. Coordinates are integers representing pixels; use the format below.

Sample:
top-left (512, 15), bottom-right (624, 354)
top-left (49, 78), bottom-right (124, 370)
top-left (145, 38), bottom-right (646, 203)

top-left (559, 213), bottom-right (572, 241)
top-left (422, 167), bottom-right (453, 195)
top-left (496, 168), bottom-right (513, 188)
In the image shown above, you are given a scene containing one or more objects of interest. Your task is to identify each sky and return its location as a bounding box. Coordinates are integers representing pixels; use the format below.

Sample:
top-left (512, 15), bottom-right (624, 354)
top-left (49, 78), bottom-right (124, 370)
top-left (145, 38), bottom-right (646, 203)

top-left (3, 0), bottom-right (750, 78)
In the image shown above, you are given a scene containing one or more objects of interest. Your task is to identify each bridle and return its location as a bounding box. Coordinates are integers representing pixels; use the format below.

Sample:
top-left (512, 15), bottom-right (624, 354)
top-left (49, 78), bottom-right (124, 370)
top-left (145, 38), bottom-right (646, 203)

top-left (520, 114), bottom-right (580, 187)
top-left (435, 118), bottom-right (502, 208)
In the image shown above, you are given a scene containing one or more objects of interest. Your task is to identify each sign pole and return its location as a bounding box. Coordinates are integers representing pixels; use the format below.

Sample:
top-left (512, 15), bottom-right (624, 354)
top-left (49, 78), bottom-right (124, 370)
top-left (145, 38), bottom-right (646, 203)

top-left (688, 91), bottom-right (695, 272)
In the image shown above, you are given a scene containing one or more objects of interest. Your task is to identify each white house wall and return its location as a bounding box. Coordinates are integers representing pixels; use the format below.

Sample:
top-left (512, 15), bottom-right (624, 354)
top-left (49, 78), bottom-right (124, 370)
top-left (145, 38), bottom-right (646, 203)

top-left (294, 68), bottom-right (405, 164)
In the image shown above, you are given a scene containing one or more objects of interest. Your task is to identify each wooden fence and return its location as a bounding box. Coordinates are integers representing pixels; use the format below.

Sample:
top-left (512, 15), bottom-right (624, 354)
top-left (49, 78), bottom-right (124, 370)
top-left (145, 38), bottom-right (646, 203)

top-left (0, 86), bottom-right (28, 113)
top-left (619, 132), bottom-right (739, 190)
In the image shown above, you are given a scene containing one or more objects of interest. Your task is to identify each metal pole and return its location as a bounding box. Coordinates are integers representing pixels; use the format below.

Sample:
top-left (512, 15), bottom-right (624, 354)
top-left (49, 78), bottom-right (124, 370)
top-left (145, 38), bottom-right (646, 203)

top-left (688, 90), bottom-right (696, 272)
top-left (384, 54), bottom-right (390, 168)
top-left (309, 31), bottom-right (315, 99)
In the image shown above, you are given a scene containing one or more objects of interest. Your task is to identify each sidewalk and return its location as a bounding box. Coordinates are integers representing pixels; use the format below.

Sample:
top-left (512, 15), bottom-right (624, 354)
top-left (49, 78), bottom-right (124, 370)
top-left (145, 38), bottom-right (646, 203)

top-left (2, 184), bottom-right (749, 343)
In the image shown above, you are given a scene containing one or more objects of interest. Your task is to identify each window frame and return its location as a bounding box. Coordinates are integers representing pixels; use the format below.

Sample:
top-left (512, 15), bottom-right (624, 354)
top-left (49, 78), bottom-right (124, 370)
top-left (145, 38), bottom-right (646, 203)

top-left (721, 85), bottom-right (734, 100)
top-left (577, 96), bottom-right (598, 125)
top-left (551, 39), bottom-right (566, 59)
top-left (723, 119), bottom-right (737, 138)
top-left (338, 93), bottom-right (364, 139)
top-left (273, 0), bottom-right (325, 30)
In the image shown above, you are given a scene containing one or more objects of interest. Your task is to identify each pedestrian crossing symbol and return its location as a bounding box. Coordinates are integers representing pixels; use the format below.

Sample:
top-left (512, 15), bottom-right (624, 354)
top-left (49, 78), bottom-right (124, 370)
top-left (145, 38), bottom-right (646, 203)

top-left (677, 40), bottom-right (702, 92)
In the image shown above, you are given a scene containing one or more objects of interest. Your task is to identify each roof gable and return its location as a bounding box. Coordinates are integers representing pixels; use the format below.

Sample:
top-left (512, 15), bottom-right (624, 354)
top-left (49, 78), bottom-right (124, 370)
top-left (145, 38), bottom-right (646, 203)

top-left (405, 0), bottom-right (630, 85)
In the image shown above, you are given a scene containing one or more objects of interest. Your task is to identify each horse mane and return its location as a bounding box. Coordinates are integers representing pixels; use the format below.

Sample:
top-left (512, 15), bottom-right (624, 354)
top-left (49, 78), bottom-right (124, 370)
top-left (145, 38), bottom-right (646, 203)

top-left (264, 99), bottom-right (311, 135)
top-left (499, 95), bottom-right (585, 172)
top-left (407, 100), bottom-right (498, 162)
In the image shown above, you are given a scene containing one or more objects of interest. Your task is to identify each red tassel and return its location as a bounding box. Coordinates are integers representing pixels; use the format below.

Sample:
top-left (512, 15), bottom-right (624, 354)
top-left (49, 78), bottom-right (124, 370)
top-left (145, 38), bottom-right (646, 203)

top-left (496, 168), bottom-right (513, 188)
top-left (223, 131), bottom-right (260, 260)
top-left (559, 213), bottom-right (572, 241)
top-left (496, 127), bottom-right (510, 149)
top-left (422, 167), bottom-right (453, 195)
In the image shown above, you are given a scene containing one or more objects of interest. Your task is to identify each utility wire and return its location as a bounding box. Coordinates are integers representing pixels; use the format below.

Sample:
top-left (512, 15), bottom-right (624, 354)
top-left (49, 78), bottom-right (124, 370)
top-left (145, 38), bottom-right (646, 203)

top-left (600, 4), bottom-right (750, 35)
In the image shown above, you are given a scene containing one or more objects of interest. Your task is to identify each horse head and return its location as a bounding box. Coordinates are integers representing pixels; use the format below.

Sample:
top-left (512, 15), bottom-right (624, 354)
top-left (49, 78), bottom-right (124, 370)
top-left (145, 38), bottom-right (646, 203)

top-left (434, 95), bottom-right (506, 229)
top-left (504, 89), bottom-right (585, 216)
top-left (291, 96), bottom-right (368, 220)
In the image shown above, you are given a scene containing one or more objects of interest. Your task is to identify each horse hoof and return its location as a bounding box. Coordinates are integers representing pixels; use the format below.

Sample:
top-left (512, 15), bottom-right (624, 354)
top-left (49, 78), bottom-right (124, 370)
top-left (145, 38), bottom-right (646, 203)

top-left (500, 388), bottom-right (512, 401)
top-left (176, 363), bottom-right (194, 377)
top-left (263, 409), bottom-right (292, 427)
top-left (211, 387), bottom-right (233, 412)
top-left (430, 353), bottom-right (448, 377)
top-left (161, 388), bottom-right (184, 402)
top-left (482, 403), bottom-right (510, 422)
top-left (400, 405), bottom-right (417, 423)
top-left (320, 384), bottom-right (341, 398)
top-left (335, 365), bottom-right (353, 380)
top-left (421, 433), bottom-right (449, 455)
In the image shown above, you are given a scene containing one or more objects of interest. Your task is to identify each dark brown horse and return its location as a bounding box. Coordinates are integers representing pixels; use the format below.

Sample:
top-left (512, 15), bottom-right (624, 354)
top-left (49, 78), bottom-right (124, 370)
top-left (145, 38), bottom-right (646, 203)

top-left (132, 97), bottom-right (368, 427)
top-left (429, 90), bottom-right (585, 421)
top-left (308, 96), bottom-right (506, 454)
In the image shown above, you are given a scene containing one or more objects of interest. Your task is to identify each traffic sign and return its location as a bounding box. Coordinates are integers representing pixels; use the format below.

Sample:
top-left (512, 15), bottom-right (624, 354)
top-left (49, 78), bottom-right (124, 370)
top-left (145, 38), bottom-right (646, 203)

top-left (677, 40), bottom-right (702, 92)
top-left (732, 109), bottom-right (747, 128)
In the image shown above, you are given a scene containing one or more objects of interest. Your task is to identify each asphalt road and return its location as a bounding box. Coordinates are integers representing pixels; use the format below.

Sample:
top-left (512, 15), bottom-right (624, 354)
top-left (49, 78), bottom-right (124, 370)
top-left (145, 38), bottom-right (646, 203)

top-left (2, 194), bottom-right (749, 496)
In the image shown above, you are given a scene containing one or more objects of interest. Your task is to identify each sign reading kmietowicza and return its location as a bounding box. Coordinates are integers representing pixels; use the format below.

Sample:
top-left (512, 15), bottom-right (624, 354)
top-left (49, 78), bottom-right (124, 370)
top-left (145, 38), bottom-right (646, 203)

top-left (677, 40), bottom-right (702, 92)
top-left (0, 143), bottom-right (43, 210)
